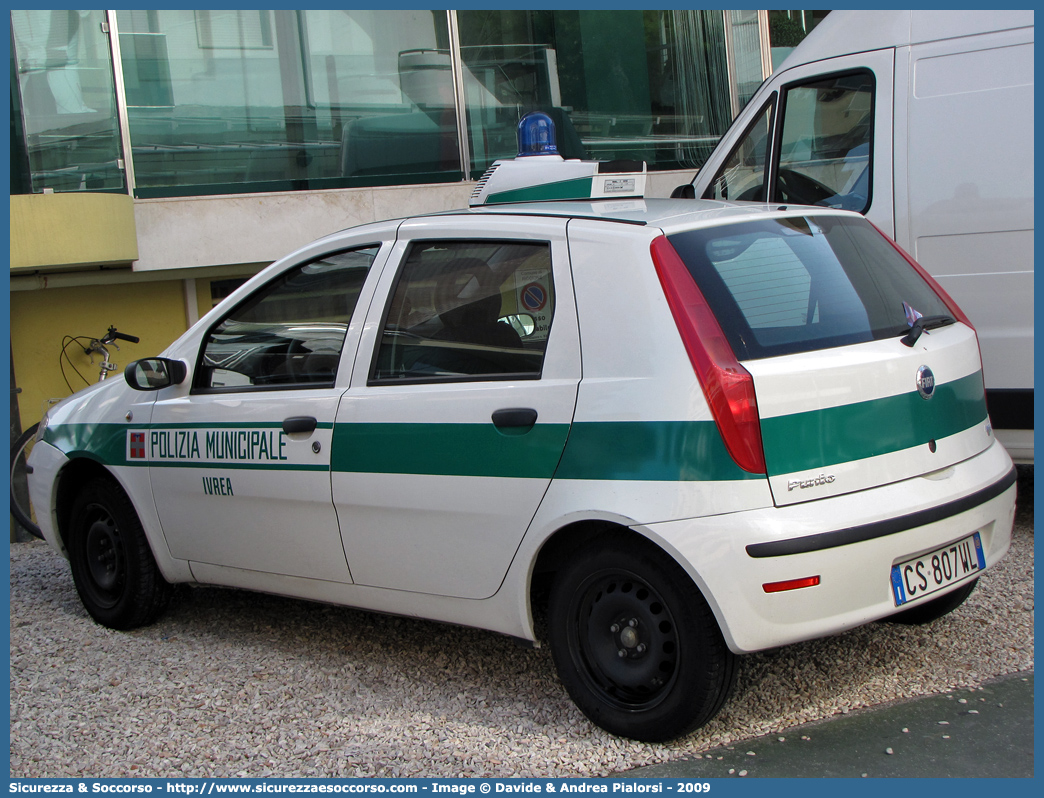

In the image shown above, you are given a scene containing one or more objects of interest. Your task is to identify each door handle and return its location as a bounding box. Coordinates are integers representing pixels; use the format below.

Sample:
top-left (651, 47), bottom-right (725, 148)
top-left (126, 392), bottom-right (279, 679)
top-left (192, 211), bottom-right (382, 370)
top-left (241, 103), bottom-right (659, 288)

top-left (282, 416), bottom-right (317, 434)
top-left (492, 408), bottom-right (538, 428)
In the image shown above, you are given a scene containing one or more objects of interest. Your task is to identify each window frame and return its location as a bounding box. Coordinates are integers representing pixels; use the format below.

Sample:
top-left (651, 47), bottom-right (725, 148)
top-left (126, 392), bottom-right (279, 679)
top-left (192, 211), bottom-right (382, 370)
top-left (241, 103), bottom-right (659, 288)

top-left (366, 237), bottom-right (556, 387)
top-left (770, 68), bottom-right (876, 214)
top-left (191, 244), bottom-right (381, 395)
top-left (702, 92), bottom-right (777, 202)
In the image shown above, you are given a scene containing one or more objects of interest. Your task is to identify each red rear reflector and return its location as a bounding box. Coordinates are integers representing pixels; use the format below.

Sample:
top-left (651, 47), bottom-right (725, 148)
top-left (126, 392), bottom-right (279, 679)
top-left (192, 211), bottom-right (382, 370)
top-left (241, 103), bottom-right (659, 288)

top-left (763, 576), bottom-right (821, 594)
top-left (650, 235), bottom-right (766, 474)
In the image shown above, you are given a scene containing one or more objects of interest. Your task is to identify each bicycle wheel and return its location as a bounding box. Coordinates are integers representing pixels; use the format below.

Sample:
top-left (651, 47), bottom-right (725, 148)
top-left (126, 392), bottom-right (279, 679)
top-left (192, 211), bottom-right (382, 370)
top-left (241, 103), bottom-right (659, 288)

top-left (11, 422), bottom-right (44, 540)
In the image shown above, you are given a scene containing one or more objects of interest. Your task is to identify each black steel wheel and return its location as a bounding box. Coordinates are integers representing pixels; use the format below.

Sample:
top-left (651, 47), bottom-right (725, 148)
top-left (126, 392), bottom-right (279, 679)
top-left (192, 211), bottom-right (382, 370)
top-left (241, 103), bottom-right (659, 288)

top-left (549, 533), bottom-right (736, 741)
top-left (885, 578), bottom-right (978, 625)
top-left (68, 476), bottom-right (174, 630)
top-left (10, 422), bottom-right (43, 539)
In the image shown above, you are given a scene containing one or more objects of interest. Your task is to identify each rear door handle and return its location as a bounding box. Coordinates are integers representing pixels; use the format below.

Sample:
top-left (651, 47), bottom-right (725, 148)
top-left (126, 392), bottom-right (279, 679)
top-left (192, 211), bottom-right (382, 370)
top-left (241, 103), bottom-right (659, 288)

top-left (282, 416), bottom-right (317, 434)
top-left (492, 408), bottom-right (538, 428)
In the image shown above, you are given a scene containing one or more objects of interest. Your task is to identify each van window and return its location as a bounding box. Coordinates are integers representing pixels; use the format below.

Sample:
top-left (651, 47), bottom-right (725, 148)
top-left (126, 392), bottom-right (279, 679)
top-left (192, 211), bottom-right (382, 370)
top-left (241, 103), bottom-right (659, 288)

top-left (668, 215), bottom-right (952, 360)
top-left (774, 71), bottom-right (874, 212)
top-left (703, 96), bottom-right (775, 202)
top-left (371, 240), bottom-right (553, 383)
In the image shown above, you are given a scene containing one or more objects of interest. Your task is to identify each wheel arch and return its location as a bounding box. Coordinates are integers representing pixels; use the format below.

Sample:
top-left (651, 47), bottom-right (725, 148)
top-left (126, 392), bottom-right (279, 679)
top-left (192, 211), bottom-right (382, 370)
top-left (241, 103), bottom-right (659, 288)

top-left (52, 457), bottom-right (193, 584)
top-left (527, 517), bottom-right (736, 654)
top-left (528, 520), bottom-right (685, 610)
top-left (54, 458), bottom-right (117, 553)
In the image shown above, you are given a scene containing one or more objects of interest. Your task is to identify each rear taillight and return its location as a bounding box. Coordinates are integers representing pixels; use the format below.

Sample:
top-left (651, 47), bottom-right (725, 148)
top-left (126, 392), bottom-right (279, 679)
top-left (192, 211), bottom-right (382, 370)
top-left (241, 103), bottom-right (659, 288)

top-left (650, 235), bottom-right (766, 474)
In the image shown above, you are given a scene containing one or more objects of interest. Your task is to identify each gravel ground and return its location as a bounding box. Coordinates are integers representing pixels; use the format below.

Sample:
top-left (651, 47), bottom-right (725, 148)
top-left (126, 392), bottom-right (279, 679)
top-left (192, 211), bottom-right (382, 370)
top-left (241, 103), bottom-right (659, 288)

top-left (10, 467), bottom-right (1034, 779)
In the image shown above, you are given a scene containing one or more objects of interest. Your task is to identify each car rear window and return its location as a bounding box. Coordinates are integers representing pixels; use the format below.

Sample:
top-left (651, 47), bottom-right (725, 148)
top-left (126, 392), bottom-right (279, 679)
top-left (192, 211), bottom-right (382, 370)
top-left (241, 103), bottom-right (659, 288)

top-left (667, 215), bottom-right (953, 360)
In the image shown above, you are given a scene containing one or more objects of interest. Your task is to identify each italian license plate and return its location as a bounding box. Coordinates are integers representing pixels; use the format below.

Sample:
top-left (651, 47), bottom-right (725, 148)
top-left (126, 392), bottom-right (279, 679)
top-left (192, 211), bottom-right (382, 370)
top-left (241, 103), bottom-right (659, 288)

top-left (890, 532), bottom-right (986, 607)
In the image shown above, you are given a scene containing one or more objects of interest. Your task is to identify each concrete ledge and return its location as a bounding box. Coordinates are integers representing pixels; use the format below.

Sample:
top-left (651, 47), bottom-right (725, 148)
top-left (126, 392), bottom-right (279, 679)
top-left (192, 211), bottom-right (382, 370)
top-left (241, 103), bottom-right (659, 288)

top-left (10, 192), bottom-right (138, 271)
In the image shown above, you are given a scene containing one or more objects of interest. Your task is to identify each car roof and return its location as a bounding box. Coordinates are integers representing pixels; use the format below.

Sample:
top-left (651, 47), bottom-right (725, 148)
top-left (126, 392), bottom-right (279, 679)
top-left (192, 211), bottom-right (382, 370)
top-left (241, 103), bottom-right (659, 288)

top-left (429, 198), bottom-right (856, 236)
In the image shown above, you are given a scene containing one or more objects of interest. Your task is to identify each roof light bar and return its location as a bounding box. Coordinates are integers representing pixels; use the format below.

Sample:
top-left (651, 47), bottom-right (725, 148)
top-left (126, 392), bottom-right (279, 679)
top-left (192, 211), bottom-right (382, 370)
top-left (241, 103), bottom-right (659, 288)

top-left (469, 112), bottom-right (647, 206)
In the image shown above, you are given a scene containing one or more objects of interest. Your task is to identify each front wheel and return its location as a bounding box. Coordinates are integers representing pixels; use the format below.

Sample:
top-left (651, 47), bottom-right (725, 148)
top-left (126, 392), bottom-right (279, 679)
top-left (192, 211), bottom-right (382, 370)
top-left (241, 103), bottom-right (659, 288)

top-left (548, 534), bottom-right (737, 742)
top-left (68, 476), bottom-right (175, 630)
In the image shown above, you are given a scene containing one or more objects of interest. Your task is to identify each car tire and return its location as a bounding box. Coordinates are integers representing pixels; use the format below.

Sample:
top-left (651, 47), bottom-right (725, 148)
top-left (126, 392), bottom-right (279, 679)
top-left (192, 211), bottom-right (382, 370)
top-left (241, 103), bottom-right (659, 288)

top-left (548, 533), bottom-right (737, 742)
top-left (68, 476), bottom-right (175, 630)
top-left (885, 578), bottom-right (978, 625)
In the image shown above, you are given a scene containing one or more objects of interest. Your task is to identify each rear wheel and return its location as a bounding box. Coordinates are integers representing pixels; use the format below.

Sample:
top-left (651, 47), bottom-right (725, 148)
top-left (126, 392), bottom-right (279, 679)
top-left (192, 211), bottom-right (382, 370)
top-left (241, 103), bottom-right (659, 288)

top-left (886, 578), bottom-right (978, 625)
top-left (548, 534), bottom-right (736, 742)
top-left (68, 476), bottom-right (174, 630)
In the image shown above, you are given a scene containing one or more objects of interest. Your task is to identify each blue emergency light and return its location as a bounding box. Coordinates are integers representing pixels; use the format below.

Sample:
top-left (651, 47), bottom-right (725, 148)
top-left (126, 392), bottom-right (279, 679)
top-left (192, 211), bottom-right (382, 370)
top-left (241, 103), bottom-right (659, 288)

top-left (516, 112), bottom-right (559, 157)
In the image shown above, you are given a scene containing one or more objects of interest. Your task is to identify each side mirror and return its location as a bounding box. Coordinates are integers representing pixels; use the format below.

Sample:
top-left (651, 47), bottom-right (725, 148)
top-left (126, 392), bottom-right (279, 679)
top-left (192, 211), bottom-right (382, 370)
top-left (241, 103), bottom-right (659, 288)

top-left (670, 183), bottom-right (696, 199)
top-left (500, 313), bottom-right (536, 337)
top-left (124, 358), bottom-right (188, 391)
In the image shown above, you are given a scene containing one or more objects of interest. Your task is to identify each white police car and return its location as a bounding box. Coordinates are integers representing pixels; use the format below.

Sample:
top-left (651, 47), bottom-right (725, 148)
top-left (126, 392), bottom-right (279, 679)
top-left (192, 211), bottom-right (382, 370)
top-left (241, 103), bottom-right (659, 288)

top-left (25, 115), bottom-right (1015, 742)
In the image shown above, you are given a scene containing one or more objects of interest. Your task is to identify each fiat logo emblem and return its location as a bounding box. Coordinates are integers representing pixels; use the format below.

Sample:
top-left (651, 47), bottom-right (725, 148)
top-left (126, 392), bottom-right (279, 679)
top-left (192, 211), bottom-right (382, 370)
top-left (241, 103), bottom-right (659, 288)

top-left (916, 365), bottom-right (936, 400)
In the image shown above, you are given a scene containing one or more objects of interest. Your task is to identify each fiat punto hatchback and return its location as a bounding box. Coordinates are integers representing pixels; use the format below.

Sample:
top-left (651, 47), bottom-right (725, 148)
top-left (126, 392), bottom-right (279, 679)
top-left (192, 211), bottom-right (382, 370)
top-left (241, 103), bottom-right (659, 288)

top-left (25, 136), bottom-right (1016, 742)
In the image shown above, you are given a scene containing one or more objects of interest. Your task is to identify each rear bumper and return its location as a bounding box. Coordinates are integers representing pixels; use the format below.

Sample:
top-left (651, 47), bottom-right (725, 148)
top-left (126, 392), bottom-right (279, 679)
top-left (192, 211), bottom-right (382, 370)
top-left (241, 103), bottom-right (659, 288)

top-left (644, 441), bottom-right (1016, 654)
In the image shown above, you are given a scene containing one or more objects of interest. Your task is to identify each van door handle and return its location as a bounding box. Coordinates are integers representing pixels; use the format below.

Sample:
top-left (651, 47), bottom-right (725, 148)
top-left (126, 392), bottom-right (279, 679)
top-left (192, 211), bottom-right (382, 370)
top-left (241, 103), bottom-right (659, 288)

top-left (282, 416), bottom-right (317, 434)
top-left (492, 408), bottom-right (538, 428)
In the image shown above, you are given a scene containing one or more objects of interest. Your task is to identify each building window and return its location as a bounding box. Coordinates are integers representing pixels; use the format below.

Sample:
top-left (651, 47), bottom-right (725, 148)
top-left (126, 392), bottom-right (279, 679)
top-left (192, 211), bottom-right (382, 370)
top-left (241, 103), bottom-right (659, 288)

top-left (769, 10), bottom-right (830, 71)
top-left (194, 11), bottom-right (274, 51)
top-left (116, 9), bottom-right (459, 197)
top-left (10, 10), bottom-right (125, 194)
top-left (11, 9), bottom-right (772, 199)
top-left (456, 9), bottom-right (737, 174)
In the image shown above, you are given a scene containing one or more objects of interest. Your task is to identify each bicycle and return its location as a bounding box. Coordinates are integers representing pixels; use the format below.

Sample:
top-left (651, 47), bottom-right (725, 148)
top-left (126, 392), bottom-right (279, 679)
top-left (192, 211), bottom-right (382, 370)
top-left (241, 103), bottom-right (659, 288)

top-left (10, 326), bottom-right (139, 540)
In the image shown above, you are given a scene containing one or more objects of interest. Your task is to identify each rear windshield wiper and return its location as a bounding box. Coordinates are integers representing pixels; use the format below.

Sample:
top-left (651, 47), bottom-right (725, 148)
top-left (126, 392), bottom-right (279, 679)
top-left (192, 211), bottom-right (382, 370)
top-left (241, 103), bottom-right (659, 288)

top-left (900, 314), bottom-right (956, 347)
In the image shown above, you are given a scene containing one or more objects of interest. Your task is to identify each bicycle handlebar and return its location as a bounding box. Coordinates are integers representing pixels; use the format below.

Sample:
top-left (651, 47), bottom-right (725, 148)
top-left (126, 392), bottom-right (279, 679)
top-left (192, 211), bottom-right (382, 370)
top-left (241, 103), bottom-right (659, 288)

top-left (100, 326), bottom-right (140, 345)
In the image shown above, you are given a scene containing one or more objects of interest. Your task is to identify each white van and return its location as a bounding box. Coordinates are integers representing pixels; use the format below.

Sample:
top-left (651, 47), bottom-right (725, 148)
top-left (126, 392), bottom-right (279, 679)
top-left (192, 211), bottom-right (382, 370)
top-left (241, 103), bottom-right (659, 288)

top-left (678, 10), bottom-right (1034, 462)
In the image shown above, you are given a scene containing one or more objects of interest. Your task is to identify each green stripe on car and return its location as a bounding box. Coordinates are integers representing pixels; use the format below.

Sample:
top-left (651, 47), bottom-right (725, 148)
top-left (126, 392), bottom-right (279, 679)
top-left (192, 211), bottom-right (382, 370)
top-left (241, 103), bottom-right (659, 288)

top-left (760, 371), bottom-right (987, 475)
top-left (486, 177), bottom-right (594, 205)
top-left (41, 373), bottom-right (986, 481)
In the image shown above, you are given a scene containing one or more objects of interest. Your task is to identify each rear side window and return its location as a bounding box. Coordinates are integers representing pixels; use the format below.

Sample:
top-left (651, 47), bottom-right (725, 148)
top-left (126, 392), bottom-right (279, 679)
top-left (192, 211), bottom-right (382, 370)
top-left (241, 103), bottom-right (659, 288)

top-left (370, 240), bottom-right (553, 383)
top-left (668, 215), bottom-right (952, 360)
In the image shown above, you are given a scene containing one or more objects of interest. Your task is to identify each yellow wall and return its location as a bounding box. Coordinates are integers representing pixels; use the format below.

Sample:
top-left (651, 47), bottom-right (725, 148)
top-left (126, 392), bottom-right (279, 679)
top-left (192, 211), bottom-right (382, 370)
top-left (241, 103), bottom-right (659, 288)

top-left (10, 193), bottom-right (138, 271)
top-left (10, 281), bottom-right (189, 430)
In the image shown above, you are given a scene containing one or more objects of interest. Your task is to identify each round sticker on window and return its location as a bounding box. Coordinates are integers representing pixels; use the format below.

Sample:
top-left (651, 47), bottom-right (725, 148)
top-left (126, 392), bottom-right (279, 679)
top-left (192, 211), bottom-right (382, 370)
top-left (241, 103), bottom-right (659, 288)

top-left (521, 282), bottom-right (548, 312)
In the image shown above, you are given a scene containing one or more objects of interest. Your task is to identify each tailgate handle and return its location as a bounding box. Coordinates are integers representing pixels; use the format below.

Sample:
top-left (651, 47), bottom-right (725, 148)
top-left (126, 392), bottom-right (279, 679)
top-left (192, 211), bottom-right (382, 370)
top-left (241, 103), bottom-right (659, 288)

top-left (492, 408), bottom-right (538, 428)
top-left (282, 416), bottom-right (317, 435)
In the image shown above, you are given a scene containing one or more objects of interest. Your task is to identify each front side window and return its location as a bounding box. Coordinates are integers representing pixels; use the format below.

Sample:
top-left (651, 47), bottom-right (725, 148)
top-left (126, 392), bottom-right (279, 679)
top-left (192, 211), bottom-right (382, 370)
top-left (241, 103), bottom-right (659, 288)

top-left (774, 71), bottom-right (874, 211)
top-left (668, 216), bottom-right (952, 360)
top-left (196, 246), bottom-right (378, 391)
top-left (371, 240), bottom-right (553, 382)
top-left (704, 96), bottom-right (774, 202)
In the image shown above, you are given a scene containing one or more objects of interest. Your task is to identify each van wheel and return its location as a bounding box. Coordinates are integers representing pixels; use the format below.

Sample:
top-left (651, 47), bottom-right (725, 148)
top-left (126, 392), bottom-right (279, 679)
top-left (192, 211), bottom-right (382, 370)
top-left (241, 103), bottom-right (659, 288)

top-left (68, 476), bottom-right (174, 630)
top-left (548, 534), bottom-right (736, 742)
top-left (885, 578), bottom-right (978, 625)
